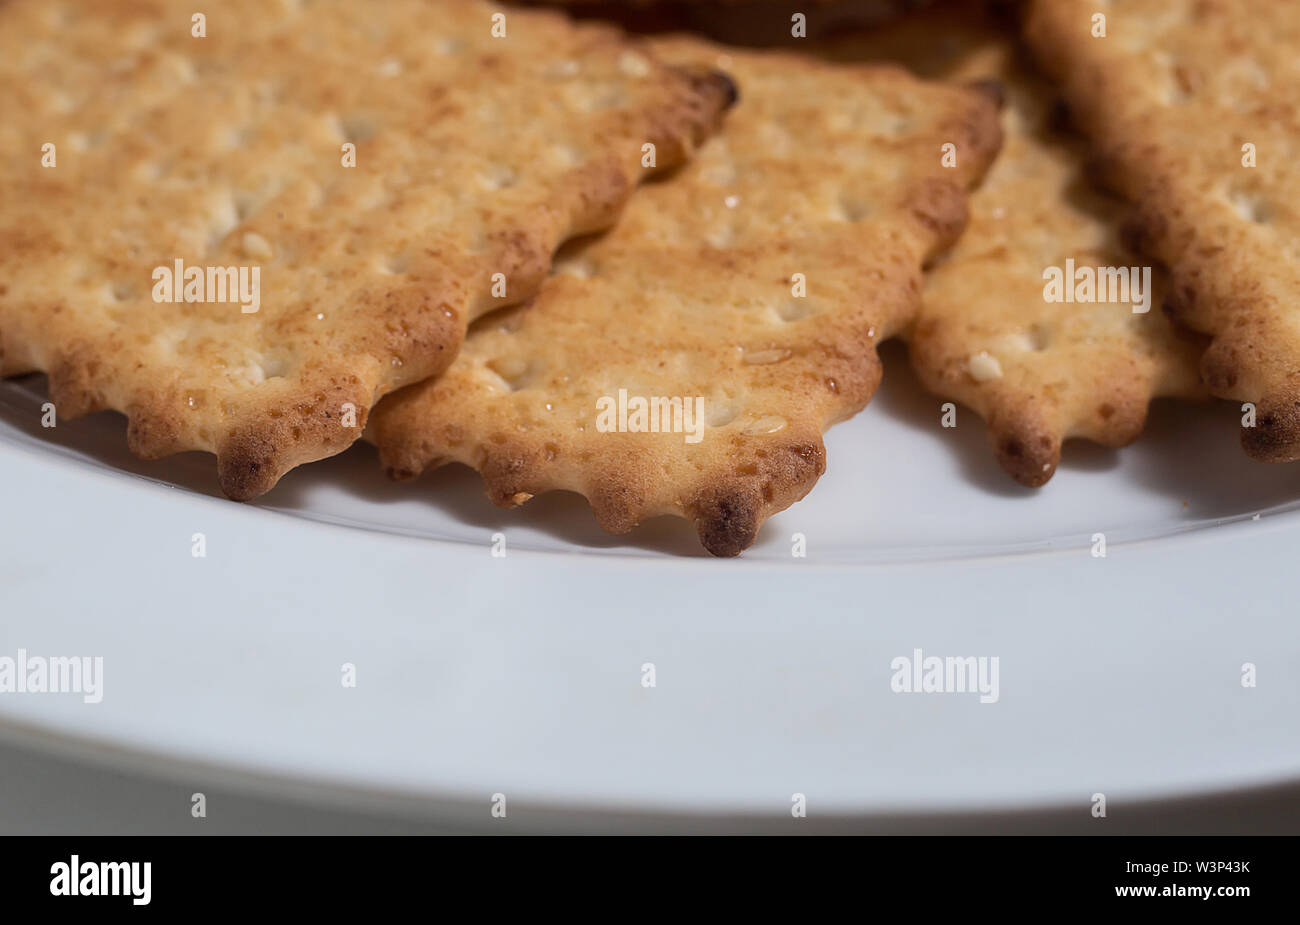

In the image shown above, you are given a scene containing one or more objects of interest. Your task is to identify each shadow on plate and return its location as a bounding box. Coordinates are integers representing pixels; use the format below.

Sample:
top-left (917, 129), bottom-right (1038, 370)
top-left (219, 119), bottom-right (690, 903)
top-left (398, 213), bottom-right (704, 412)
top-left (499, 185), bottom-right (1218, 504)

top-left (870, 340), bottom-right (1300, 521)
top-left (4, 344), bottom-right (1300, 557)
top-left (0, 374), bottom-right (708, 557)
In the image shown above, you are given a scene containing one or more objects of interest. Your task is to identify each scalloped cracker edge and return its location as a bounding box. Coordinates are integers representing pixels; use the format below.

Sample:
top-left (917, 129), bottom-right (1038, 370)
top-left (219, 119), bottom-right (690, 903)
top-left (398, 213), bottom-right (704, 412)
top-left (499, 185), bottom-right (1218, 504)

top-left (826, 2), bottom-right (1205, 486)
top-left (0, 0), bottom-right (733, 498)
top-left (1026, 0), bottom-right (1300, 463)
top-left (367, 36), bottom-right (1000, 555)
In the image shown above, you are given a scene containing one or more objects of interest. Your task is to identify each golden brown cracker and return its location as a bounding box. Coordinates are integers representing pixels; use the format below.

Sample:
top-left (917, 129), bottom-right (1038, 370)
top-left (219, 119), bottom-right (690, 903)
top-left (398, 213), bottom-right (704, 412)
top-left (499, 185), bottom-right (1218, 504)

top-left (367, 37), bottom-right (1001, 555)
top-left (826, 2), bottom-right (1205, 485)
top-left (0, 0), bottom-right (732, 499)
top-left (1025, 0), bottom-right (1300, 462)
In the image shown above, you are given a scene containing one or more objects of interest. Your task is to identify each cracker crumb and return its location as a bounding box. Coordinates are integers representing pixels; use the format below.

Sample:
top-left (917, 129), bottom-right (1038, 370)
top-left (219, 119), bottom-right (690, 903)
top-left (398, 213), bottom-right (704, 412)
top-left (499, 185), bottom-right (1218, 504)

top-left (241, 232), bottom-right (273, 261)
top-left (968, 351), bottom-right (1003, 382)
top-left (743, 347), bottom-right (791, 365)
top-left (743, 415), bottom-right (788, 436)
top-left (547, 58), bottom-right (579, 78)
top-left (618, 52), bottom-right (649, 78)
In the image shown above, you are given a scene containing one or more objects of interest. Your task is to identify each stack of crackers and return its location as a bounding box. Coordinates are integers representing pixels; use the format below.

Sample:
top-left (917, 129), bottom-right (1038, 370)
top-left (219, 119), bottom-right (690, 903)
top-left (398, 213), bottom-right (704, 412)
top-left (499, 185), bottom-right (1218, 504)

top-left (1, 0), bottom-right (1293, 555)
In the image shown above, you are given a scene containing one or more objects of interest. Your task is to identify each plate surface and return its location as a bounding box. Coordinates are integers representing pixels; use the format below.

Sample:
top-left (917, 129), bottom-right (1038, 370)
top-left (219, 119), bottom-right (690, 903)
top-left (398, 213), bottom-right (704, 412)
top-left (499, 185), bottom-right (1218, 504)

top-left (2, 344), bottom-right (1298, 822)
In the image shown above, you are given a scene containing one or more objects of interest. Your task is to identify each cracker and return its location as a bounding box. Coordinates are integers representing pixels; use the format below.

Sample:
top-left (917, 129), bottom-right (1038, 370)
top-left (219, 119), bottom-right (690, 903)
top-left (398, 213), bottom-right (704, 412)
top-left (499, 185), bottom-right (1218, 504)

top-left (0, 0), bottom-right (733, 499)
top-left (367, 38), bottom-right (1001, 555)
top-left (825, 2), bottom-right (1205, 485)
top-left (1025, 0), bottom-right (1300, 462)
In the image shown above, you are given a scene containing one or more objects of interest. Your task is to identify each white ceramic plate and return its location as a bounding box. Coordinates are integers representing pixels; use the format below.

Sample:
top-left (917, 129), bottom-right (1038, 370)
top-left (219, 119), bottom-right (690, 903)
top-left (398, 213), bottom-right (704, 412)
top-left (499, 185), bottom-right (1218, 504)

top-left (2, 343), bottom-right (1298, 825)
